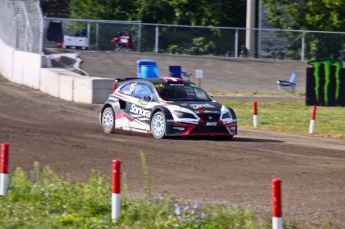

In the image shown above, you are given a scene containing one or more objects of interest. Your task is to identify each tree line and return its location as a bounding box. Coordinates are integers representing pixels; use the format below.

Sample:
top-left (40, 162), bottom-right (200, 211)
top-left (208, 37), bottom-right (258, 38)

top-left (263, 0), bottom-right (345, 60)
top-left (41, 0), bottom-right (345, 60)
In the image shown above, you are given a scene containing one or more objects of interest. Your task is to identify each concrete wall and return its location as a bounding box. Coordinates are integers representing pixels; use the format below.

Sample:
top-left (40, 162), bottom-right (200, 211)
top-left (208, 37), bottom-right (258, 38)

top-left (0, 39), bottom-right (113, 104)
top-left (0, 39), bottom-right (14, 81)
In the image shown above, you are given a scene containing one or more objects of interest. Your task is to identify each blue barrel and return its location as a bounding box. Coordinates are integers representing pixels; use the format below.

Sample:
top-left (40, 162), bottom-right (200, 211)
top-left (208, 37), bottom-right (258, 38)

top-left (137, 60), bottom-right (159, 78)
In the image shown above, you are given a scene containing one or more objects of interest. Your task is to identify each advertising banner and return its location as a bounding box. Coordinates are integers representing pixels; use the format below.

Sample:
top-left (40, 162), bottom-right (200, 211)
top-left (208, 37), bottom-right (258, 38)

top-left (306, 59), bottom-right (345, 106)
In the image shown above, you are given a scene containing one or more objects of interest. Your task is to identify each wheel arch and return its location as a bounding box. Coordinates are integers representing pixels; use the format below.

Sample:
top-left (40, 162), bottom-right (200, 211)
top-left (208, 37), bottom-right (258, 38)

top-left (101, 103), bottom-right (112, 113)
top-left (226, 107), bottom-right (237, 120)
top-left (150, 106), bottom-right (173, 122)
top-left (150, 106), bottom-right (175, 136)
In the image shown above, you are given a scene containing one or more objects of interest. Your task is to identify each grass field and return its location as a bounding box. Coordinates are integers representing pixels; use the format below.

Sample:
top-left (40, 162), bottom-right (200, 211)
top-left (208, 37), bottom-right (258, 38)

top-left (207, 91), bottom-right (345, 139)
top-left (208, 91), bottom-right (306, 97)
top-left (0, 162), bottom-right (267, 229)
top-left (221, 101), bottom-right (345, 139)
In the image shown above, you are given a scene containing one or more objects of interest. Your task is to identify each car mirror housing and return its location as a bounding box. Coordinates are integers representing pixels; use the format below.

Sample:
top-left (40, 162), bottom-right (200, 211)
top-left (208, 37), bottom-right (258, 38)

top-left (143, 95), bottom-right (151, 101)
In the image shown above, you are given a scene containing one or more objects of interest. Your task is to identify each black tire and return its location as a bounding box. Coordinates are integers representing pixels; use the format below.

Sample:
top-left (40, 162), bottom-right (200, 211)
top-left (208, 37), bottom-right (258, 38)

top-left (150, 111), bottom-right (166, 139)
top-left (101, 107), bottom-right (116, 134)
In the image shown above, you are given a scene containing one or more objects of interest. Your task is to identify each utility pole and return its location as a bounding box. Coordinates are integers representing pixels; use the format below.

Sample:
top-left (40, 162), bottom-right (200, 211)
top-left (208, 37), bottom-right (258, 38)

top-left (246, 0), bottom-right (256, 57)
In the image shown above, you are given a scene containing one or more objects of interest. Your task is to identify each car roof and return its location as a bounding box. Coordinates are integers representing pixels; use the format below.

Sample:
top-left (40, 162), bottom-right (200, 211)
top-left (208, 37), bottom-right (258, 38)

top-left (115, 77), bottom-right (194, 85)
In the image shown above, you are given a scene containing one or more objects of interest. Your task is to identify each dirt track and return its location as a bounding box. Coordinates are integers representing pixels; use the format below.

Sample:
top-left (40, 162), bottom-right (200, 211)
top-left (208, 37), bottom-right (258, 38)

top-left (1, 75), bottom-right (345, 227)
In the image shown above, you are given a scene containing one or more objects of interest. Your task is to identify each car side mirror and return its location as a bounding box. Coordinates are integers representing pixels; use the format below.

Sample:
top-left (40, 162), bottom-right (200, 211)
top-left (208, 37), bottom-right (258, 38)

top-left (143, 95), bottom-right (151, 101)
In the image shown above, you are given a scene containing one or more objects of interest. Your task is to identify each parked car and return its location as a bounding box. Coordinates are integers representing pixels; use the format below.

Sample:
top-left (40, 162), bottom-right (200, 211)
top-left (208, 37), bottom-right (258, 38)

top-left (99, 77), bottom-right (237, 139)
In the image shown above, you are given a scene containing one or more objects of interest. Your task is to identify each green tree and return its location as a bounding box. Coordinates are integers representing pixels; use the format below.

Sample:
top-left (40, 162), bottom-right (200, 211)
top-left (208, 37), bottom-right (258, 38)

top-left (262, 0), bottom-right (345, 60)
top-left (68, 0), bottom-right (246, 55)
top-left (40, 0), bottom-right (70, 17)
top-left (131, 0), bottom-right (246, 55)
top-left (69, 0), bottom-right (136, 20)
top-left (131, 0), bottom-right (245, 27)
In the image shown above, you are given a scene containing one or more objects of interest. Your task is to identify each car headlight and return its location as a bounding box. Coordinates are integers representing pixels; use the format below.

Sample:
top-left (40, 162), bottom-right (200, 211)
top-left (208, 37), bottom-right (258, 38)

top-left (174, 110), bottom-right (196, 119)
top-left (222, 109), bottom-right (232, 119)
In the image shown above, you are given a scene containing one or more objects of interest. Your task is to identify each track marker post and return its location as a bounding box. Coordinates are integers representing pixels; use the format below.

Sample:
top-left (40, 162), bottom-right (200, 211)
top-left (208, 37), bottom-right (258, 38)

top-left (253, 101), bottom-right (258, 127)
top-left (112, 160), bottom-right (121, 221)
top-left (309, 106), bottom-right (317, 134)
top-left (195, 69), bottom-right (203, 87)
top-left (1, 143), bottom-right (9, 196)
top-left (272, 179), bottom-right (283, 229)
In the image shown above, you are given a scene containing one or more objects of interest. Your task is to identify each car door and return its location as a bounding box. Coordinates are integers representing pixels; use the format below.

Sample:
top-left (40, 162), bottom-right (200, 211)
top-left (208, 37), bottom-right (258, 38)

top-left (116, 82), bottom-right (136, 129)
top-left (128, 82), bottom-right (155, 130)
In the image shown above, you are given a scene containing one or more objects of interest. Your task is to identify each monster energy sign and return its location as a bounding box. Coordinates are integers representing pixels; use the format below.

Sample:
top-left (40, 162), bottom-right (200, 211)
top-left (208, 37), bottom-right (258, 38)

top-left (306, 59), bottom-right (345, 106)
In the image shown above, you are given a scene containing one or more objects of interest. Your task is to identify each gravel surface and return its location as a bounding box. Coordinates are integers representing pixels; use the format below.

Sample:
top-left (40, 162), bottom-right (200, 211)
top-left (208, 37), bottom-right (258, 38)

top-left (1, 51), bottom-right (344, 227)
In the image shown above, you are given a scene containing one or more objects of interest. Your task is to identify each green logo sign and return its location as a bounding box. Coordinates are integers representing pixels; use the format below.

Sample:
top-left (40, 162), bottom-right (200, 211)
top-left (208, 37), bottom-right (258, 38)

top-left (308, 59), bottom-right (342, 105)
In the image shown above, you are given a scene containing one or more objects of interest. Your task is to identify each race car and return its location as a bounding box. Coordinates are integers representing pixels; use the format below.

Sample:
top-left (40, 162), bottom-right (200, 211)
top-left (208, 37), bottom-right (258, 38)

top-left (99, 77), bottom-right (237, 139)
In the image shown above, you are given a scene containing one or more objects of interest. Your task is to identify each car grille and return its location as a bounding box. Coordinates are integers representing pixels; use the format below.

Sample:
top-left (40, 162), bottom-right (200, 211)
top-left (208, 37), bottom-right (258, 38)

top-left (197, 114), bottom-right (220, 122)
top-left (191, 126), bottom-right (228, 134)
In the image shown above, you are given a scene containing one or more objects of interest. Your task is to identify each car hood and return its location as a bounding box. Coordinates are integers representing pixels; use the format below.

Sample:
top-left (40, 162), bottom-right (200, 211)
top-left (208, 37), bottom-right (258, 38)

top-left (173, 101), bottom-right (223, 114)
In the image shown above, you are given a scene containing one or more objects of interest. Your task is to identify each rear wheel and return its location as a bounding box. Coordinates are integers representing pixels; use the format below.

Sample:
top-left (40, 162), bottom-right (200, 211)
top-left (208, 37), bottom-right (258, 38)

top-left (102, 107), bottom-right (116, 134)
top-left (151, 112), bottom-right (166, 139)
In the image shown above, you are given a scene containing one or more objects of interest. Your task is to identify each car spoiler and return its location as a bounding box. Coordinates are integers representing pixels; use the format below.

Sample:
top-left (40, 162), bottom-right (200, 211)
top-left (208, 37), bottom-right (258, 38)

top-left (114, 77), bottom-right (138, 83)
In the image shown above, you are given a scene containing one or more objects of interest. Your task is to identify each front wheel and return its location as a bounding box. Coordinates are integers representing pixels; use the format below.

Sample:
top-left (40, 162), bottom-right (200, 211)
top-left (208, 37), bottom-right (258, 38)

top-left (102, 107), bottom-right (116, 134)
top-left (151, 111), bottom-right (166, 139)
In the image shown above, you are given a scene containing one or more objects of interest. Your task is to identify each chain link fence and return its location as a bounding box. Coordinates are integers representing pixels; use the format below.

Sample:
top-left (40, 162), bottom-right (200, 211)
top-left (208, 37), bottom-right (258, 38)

top-left (1, 0), bottom-right (345, 62)
top-left (42, 17), bottom-right (345, 61)
top-left (0, 0), bottom-right (43, 54)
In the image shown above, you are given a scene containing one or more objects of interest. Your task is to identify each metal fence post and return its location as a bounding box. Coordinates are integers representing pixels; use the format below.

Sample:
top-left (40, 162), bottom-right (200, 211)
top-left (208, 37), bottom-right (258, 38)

top-left (301, 31), bottom-right (305, 61)
top-left (155, 25), bottom-right (159, 53)
top-left (137, 22), bottom-right (142, 52)
top-left (235, 29), bottom-right (238, 58)
top-left (87, 22), bottom-right (90, 49)
top-left (96, 22), bottom-right (99, 50)
top-left (37, 1), bottom-right (44, 54)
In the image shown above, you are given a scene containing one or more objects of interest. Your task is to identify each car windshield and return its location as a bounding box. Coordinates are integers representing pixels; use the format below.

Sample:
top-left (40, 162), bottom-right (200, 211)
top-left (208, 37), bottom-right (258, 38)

top-left (156, 83), bottom-right (212, 101)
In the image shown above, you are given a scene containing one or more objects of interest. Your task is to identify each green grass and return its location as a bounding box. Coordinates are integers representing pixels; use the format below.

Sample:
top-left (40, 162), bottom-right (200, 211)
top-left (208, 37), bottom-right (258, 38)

top-left (0, 162), bottom-right (267, 229)
top-left (221, 101), bottom-right (345, 139)
top-left (208, 90), bottom-right (305, 97)
top-left (0, 161), bottom-right (343, 229)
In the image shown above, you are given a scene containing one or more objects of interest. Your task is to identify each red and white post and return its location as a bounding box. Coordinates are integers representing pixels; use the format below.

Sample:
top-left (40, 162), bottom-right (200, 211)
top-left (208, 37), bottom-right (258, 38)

top-left (1, 143), bottom-right (9, 196)
top-left (309, 106), bottom-right (317, 134)
top-left (272, 179), bottom-right (283, 229)
top-left (253, 101), bottom-right (258, 127)
top-left (112, 160), bottom-right (121, 221)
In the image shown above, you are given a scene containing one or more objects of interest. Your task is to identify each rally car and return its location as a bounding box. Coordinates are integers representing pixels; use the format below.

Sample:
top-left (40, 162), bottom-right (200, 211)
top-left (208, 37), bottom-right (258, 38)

top-left (99, 77), bottom-right (237, 139)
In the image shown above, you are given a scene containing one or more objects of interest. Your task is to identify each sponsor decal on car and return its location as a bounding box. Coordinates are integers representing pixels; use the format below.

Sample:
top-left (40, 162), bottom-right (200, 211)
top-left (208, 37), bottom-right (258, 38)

top-left (189, 104), bottom-right (215, 109)
top-left (173, 127), bottom-right (185, 131)
top-left (206, 122), bottom-right (217, 126)
top-left (137, 98), bottom-right (148, 105)
top-left (169, 84), bottom-right (184, 86)
top-left (167, 119), bottom-right (175, 123)
top-left (195, 110), bottom-right (220, 114)
top-left (130, 104), bottom-right (151, 119)
top-left (122, 83), bottom-right (136, 95)
top-left (154, 83), bottom-right (164, 88)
